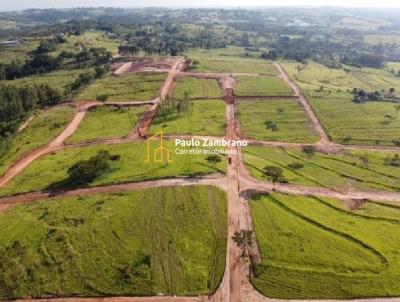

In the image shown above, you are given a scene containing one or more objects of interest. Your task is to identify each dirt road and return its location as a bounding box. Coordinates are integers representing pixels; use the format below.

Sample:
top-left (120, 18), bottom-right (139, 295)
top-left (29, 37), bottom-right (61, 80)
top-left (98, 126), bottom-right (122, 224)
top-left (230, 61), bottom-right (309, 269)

top-left (273, 63), bottom-right (330, 144)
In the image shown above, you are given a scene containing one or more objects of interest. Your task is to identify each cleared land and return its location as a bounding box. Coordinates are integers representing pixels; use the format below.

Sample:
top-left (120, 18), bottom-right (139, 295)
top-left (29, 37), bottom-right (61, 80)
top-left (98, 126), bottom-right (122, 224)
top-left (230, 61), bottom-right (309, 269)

top-left (237, 100), bottom-right (318, 143)
top-left (250, 192), bottom-right (400, 298)
top-left (0, 106), bottom-right (74, 176)
top-left (234, 76), bottom-right (293, 96)
top-left (172, 77), bottom-right (222, 99)
top-left (364, 34), bottom-right (400, 45)
top-left (244, 145), bottom-right (400, 192)
top-left (0, 140), bottom-right (225, 196)
top-left (0, 185), bottom-right (227, 299)
top-left (150, 100), bottom-right (226, 135)
top-left (67, 106), bottom-right (148, 143)
top-left (6, 68), bottom-right (94, 90)
top-left (282, 61), bottom-right (400, 145)
top-left (77, 73), bottom-right (167, 101)
top-left (189, 59), bottom-right (278, 75)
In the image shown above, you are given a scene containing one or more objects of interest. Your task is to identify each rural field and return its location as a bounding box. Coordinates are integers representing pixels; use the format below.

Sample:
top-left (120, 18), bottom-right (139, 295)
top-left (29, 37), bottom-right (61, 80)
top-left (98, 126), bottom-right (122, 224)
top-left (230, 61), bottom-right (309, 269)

top-left (0, 185), bottom-right (227, 300)
top-left (67, 106), bottom-right (148, 143)
top-left (250, 192), bottom-right (400, 298)
top-left (172, 77), bottom-right (222, 99)
top-left (0, 140), bottom-right (225, 196)
top-left (244, 145), bottom-right (400, 192)
top-left (0, 105), bottom-right (74, 176)
top-left (77, 73), bottom-right (167, 101)
top-left (2, 6), bottom-right (400, 302)
top-left (234, 76), bottom-right (293, 96)
top-left (150, 99), bottom-right (226, 135)
top-left (237, 100), bottom-right (319, 143)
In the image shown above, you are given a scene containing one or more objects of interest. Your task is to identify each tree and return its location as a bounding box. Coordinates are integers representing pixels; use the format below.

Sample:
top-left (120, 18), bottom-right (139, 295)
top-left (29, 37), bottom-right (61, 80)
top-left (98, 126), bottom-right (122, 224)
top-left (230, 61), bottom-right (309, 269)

top-left (262, 166), bottom-right (285, 189)
top-left (96, 94), bottom-right (109, 102)
top-left (232, 230), bottom-right (253, 258)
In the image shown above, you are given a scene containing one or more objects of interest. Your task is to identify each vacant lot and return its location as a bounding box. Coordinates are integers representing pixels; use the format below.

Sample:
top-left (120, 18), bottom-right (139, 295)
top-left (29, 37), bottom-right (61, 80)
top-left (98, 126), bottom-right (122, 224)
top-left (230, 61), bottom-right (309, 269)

top-left (67, 106), bottom-right (148, 143)
top-left (244, 145), bottom-right (400, 192)
top-left (237, 100), bottom-right (318, 143)
top-left (189, 59), bottom-right (277, 75)
top-left (250, 192), bottom-right (400, 298)
top-left (150, 100), bottom-right (226, 135)
top-left (364, 34), bottom-right (400, 45)
top-left (310, 98), bottom-right (400, 145)
top-left (0, 105), bottom-right (74, 176)
top-left (0, 140), bottom-right (225, 196)
top-left (173, 77), bottom-right (222, 99)
top-left (0, 185), bottom-right (227, 299)
top-left (282, 61), bottom-right (400, 145)
top-left (7, 68), bottom-right (94, 90)
top-left (77, 73), bottom-right (166, 101)
top-left (234, 76), bottom-right (293, 96)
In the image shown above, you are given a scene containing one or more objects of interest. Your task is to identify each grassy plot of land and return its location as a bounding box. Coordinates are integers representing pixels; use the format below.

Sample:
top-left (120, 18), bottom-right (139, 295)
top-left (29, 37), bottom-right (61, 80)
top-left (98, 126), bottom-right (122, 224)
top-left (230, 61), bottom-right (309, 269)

top-left (237, 100), bottom-right (318, 143)
top-left (189, 59), bottom-right (277, 75)
top-left (150, 100), bottom-right (226, 135)
top-left (173, 77), bottom-right (222, 99)
top-left (0, 185), bottom-right (227, 299)
top-left (234, 76), bottom-right (293, 96)
top-left (0, 105), bottom-right (75, 176)
top-left (77, 73), bottom-right (166, 101)
top-left (0, 140), bottom-right (225, 196)
top-left (250, 192), bottom-right (400, 298)
top-left (281, 61), bottom-right (400, 145)
top-left (243, 145), bottom-right (400, 192)
top-left (0, 39), bottom-right (40, 64)
top-left (282, 60), bottom-right (400, 95)
top-left (364, 34), bottom-right (400, 45)
top-left (309, 98), bottom-right (400, 145)
top-left (67, 106), bottom-right (148, 143)
top-left (6, 68), bottom-right (93, 90)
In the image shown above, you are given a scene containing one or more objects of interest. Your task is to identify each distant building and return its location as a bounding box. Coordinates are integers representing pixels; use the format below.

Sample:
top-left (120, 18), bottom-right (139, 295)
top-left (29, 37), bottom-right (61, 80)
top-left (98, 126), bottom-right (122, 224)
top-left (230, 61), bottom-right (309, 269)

top-left (0, 40), bottom-right (23, 47)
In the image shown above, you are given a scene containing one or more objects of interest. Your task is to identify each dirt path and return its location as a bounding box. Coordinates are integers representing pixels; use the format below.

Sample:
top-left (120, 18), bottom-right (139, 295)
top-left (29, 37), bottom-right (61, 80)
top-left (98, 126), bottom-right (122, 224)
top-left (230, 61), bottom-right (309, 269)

top-left (273, 63), bottom-right (330, 145)
top-left (0, 175), bottom-right (226, 209)
top-left (113, 61), bottom-right (132, 76)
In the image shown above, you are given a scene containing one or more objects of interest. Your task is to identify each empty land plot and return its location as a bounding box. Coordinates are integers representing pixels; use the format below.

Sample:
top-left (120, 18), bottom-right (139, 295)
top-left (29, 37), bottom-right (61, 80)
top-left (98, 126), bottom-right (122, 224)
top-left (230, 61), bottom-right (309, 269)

top-left (281, 61), bottom-right (400, 145)
top-left (0, 140), bottom-right (225, 196)
top-left (0, 39), bottom-right (40, 64)
top-left (77, 73), bottom-right (167, 101)
top-left (150, 100), bottom-right (226, 135)
top-left (364, 34), bottom-right (400, 45)
top-left (309, 98), bottom-right (400, 145)
top-left (0, 105), bottom-right (74, 176)
top-left (243, 145), bottom-right (400, 192)
top-left (250, 192), bottom-right (400, 299)
top-left (237, 100), bottom-right (318, 143)
top-left (189, 59), bottom-right (278, 75)
top-left (173, 77), bottom-right (222, 99)
top-left (67, 106), bottom-right (148, 143)
top-left (7, 68), bottom-right (93, 90)
top-left (0, 185), bottom-right (227, 299)
top-left (234, 76), bottom-right (293, 96)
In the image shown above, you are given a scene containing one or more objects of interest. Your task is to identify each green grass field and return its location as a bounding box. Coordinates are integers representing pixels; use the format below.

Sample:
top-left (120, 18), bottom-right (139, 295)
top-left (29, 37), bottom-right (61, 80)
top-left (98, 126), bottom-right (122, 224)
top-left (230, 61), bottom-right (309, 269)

top-left (0, 39), bottom-right (40, 64)
top-left (189, 59), bottom-right (277, 75)
top-left (172, 77), bottom-right (222, 99)
top-left (281, 61), bottom-right (400, 145)
top-left (7, 68), bottom-right (94, 91)
top-left (67, 106), bottom-right (148, 143)
top-left (250, 192), bottom-right (400, 298)
top-left (77, 73), bottom-right (166, 101)
top-left (150, 100), bottom-right (226, 135)
top-left (0, 185), bottom-right (227, 299)
top-left (364, 34), bottom-right (400, 45)
top-left (0, 140), bottom-right (226, 196)
top-left (237, 100), bottom-right (318, 143)
top-left (309, 98), bottom-right (400, 145)
top-left (0, 105), bottom-right (74, 177)
top-left (185, 46), bottom-right (264, 60)
top-left (244, 145), bottom-right (400, 192)
top-left (234, 76), bottom-right (293, 96)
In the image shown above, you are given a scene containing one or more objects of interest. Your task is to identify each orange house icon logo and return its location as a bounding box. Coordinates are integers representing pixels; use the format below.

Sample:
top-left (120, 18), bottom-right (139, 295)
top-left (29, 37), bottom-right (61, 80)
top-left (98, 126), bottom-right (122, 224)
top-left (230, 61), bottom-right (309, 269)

top-left (144, 131), bottom-right (173, 163)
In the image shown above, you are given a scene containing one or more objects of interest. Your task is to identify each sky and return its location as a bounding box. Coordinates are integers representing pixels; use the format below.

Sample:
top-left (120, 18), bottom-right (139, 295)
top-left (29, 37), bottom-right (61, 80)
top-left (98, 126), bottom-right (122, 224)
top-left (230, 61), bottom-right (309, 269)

top-left (3, 0), bottom-right (400, 11)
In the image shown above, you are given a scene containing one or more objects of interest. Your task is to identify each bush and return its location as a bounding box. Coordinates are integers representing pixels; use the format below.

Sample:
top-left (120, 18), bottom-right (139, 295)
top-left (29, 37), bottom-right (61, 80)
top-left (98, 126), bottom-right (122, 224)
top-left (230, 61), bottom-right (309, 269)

top-left (67, 150), bottom-right (119, 185)
top-left (206, 154), bottom-right (222, 164)
top-left (287, 162), bottom-right (304, 170)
